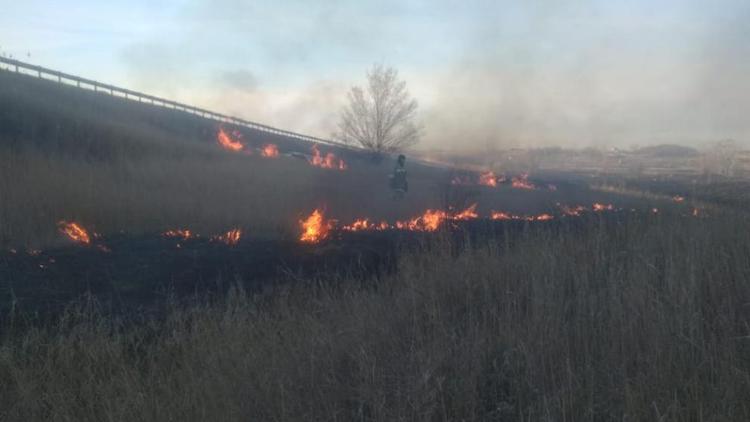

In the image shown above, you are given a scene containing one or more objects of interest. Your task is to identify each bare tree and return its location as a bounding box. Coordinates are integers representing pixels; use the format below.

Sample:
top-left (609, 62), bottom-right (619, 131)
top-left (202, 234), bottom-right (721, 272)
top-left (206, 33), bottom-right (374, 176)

top-left (336, 64), bottom-right (421, 154)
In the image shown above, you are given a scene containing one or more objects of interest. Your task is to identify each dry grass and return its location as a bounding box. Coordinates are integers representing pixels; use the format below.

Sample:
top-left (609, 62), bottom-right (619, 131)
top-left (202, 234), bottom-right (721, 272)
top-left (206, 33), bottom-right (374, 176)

top-left (0, 70), bottom-right (640, 250)
top-left (1, 212), bottom-right (748, 421)
top-left (0, 144), bottom-right (422, 248)
top-left (3, 69), bottom-right (748, 421)
top-left (0, 71), bottom-right (450, 248)
top-left (0, 135), bottom-right (631, 249)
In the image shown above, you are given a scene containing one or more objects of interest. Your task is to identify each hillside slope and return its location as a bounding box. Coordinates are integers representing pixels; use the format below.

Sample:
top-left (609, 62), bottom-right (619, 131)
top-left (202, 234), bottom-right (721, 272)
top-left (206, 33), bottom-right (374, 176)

top-left (0, 70), bottom-right (447, 248)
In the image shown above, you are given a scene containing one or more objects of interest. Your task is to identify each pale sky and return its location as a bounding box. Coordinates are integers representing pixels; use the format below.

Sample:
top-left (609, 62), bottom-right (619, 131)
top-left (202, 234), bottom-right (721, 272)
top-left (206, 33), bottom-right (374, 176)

top-left (1, 0), bottom-right (749, 149)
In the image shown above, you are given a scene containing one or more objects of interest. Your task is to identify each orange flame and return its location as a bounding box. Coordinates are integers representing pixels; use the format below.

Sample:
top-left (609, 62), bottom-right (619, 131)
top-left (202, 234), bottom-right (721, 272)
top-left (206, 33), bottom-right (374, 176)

top-left (261, 144), bottom-right (279, 158)
top-left (558, 204), bottom-right (587, 216)
top-left (511, 173), bottom-right (536, 190)
top-left (342, 219), bottom-right (390, 232)
top-left (396, 209), bottom-right (448, 232)
top-left (530, 213), bottom-right (554, 221)
top-left (309, 145), bottom-right (347, 170)
top-left (389, 204), bottom-right (476, 232)
top-left (346, 205), bottom-right (476, 233)
top-left (217, 128), bottom-right (244, 152)
top-left (58, 221), bottom-right (91, 245)
top-left (421, 210), bottom-right (447, 230)
top-left (592, 203), bottom-right (614, 212)
top-left (452, 203), bottom-right (479, 220)
top-left (300, 209), bottom-right (334, 243)
top-left (213, 229), bottom-right (242, 245)
top-left (491, 211), bottom-right (513, 220)
top-left (163, 229), bottom-right (194, 240)
top-left (491, 211), bottom-right (554, 221)
top-left (343, 219), bottom-right (372, 231)
top-left (478, 171), bottom-right (497, 187)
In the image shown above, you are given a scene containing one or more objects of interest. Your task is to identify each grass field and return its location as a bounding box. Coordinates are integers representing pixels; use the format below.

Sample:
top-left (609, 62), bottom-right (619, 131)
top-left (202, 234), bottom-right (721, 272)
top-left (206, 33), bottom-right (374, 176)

top-left (0, 70), bottom-right (451, 248)
top-left (1, 212), bottom-right (749, 421)
top-left (0, 70), bottom-right (634, 249)
top-left (1, 70), bottom-right (749, 421)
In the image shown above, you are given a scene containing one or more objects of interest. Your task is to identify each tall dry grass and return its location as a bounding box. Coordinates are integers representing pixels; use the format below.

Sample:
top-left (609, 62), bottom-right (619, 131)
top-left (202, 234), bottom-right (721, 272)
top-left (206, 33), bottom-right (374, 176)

top-left (1, 70), bottom-right (636, 250)
top-left (1, 212), bottom-right (748, 421)
top-left (1, 70), bottom-right (451, 248)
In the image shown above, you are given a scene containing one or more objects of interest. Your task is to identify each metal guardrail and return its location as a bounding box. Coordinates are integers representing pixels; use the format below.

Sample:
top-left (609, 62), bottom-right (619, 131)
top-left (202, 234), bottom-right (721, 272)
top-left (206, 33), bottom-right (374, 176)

top-left (0, 56), bottom-right (346, 148)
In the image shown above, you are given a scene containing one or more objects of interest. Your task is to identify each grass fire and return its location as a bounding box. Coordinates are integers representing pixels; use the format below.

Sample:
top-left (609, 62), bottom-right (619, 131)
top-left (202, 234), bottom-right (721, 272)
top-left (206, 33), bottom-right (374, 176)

top-left (57, 221), bottom-right (91, 245)
top-left (216, 128), bottom-right (245, 152)
top-left (299, 208), bottom-right (334, 243)
top-left (1, 3), bottom-right (749, 421)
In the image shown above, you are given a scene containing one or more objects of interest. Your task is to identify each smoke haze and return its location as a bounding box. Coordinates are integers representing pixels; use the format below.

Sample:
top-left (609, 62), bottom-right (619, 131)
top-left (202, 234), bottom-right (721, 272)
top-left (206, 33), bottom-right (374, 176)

top-left (2, 0), bottom-right (748, 150)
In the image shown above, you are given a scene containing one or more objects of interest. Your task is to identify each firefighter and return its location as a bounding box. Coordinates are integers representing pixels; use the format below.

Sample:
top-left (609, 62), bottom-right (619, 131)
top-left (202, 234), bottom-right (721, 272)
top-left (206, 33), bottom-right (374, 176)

top-left (389, 154), bottom-right (408, 199)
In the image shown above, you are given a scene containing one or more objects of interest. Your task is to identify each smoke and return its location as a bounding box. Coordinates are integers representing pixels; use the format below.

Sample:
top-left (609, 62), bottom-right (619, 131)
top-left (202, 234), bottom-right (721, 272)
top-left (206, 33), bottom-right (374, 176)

top-left (120, 41), bottom-right (194, 98)
top-left (116, 0), bottom-right (750, 150)
top-left (419, 1), bottom-right (750, 150)
top-left (216, 70), bottom-right (259, 94)
top-left (195, 79), bottom-right (347, 138)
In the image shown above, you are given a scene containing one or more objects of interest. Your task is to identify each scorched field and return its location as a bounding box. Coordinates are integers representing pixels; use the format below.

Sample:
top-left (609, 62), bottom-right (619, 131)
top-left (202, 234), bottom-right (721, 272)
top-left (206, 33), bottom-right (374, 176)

top-left (0, 68), bottom-right (748, 421)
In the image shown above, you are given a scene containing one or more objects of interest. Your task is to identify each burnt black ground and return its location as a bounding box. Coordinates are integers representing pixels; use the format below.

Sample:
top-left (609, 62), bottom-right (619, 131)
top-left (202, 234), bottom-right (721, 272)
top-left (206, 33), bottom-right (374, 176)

top-left (0, 212), bottom-right (648, 327)
top-left (0, 69), bottom-right (693, 329)
top-left (0, 231), bottom-right (394, 323)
